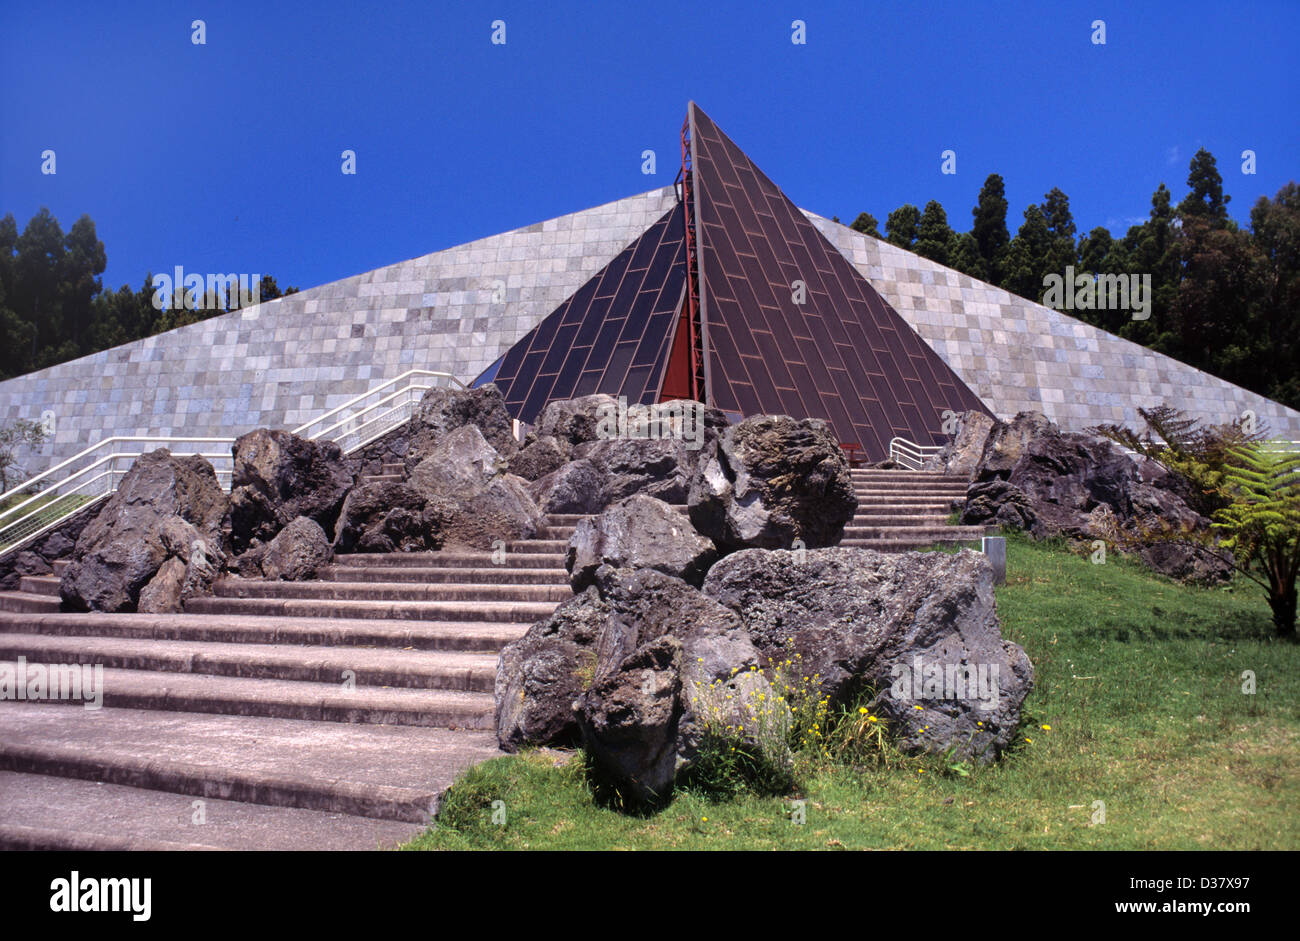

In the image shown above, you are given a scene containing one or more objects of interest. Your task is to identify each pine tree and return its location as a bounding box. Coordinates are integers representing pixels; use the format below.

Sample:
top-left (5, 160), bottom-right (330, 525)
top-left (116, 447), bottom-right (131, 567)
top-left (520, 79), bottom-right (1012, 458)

top-left (1247, 183), bottom-right (1300, 409)
top-left (850, 212), bottom-right (881, 238)
top-left (1178, 148), bottom-right (1231, 227)
top-left (971, 173), bottom-right (1010, 284)
top-left (914, 200), bottom-right (955, 265)
top-left (948, 232), bottom-right (986, 281)
top-left (1001, 205), bottom-right (1051, 301)
top-left (885, 204), bottom-right (921, 250)
top-left (1040, 187), bottom-right (1079, 279)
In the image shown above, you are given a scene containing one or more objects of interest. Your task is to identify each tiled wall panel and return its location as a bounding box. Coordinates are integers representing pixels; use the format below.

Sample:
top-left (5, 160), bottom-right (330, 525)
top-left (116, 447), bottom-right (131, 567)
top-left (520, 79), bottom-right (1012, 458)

top-left (0, 188), bottom-right (679, 470)
top-left (810, 214), bottom-right (1300, 440)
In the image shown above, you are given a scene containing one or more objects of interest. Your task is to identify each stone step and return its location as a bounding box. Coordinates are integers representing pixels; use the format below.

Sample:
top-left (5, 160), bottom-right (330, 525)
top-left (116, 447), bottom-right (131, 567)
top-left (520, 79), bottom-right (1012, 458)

top-left (333, 551), bottom-right (565, 569)
top-left (544, 508), bottom-right (688, 526)
top-left (0, 633), bottom-right (498, 692)
top-left (845, 515), bottom-right (950, 528)
top-left (212, 578), bottom-right (570, 604)
top-left (840, 536), bottom-right (985, 550)
top-left (508, 540), bottom-right (569, 554)
top-left (852, 491), bottom-right (967, 499)
top-left (0, 661), bottom-right (495, 728)
top-left (0, 611), bottom-right (527, 652)
top-left (0, 821), bottom-right (223, 851)
top-left (852, 499), bottom-right (956, 506)
top-left (53, 559), bottom-right (69, 575)
top-left (362, 474), bottom-right (403, 484)
top-left (19, 575), bottom-right (59, 597)
top-left (0, 591), bottom-right (60, 614)
top-left (851, 507), bottom-right (952, 519)
top-left (855, 484), bottom-right (968, 493)
top-left (381, 463), bottom-right (405, 474)
top-left (543, 526), bottom-right (576, 539)
top-left (849, 472), bottom-right (956, 480)
top-left (843, 525), bottom-right (991, 538)
top-left (0, 772), bottom-right (422, 851)
top-left (855, 491), bottom-right (964, 501)
top-left (184, 595), bottom-right (557, 624)
top-left (323, 565), bottom-right (568, 585)
top-left (0, 702), bottom-right (500, 823)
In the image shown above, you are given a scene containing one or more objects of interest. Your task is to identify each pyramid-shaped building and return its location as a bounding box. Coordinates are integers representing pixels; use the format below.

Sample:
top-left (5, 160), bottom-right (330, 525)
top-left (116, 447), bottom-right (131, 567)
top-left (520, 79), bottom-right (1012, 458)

top-left (1, 103), bottom-right (1297, 472)
top-left (483, 103), bottom-right (992, 457)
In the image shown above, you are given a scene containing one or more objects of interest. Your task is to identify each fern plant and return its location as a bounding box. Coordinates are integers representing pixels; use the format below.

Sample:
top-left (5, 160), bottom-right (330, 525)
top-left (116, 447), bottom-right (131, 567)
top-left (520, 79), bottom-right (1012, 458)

top-left (1210, 442), bottom-right (1300, 637)
top-left (1090, 404), bottom-right (1266, 515)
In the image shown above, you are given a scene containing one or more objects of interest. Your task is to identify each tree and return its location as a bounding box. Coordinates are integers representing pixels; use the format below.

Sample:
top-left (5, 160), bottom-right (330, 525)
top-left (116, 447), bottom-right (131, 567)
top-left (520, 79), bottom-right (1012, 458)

top-left (60, 215), bottom-right (106, 355)
top-left (1092, 407), bottom-right (1297, 636)
top-left (1119, 182), bottom-right (1180, 349)
top-left (971, 173), bottom-right (1010, 283)
top-left (0, 215), bottom-right (35, 379)
top-left (0, 208), bottom-right (300, 379)
top-left (1076, 225), bottom-right (1132, 332)
top-left (12, 208), bottom-right (67, 370)
top-left (1167, 212), bottom-right (1258, 380)
top-left (884, 204), bottom-right (920, 250)
top-left (1178, 148), bottom-right (1231, 227)
top-left (1246, 183), bottom-right (1300, 410)
top-left (948, 232), bottom-right (986, 281)
top-left (1210, 443), bottom-right (1300, 636)
top-left (1091, 404), bottom-right (1265, 517)
top-left (0, 418), bottom-right (48, 493)
top-left (850, 212), bottom-right (881, 238)
top-left (1000, 204), bottom-right (1051, 301)
top-left (257, 274), bottom-right (299, 301)
top-left (914, 200), bottom-right (955, 266)
top-left (1040, 187), bottom-right (1078, 278)
top-left (1077, 226), bottom-right (1114, 275)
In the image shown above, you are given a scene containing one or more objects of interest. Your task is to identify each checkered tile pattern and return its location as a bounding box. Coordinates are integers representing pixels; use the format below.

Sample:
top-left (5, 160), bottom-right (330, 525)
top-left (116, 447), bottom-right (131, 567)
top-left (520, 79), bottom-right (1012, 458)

top-left (0, 188), bottom-right (680, 469)
top-left (2, 184), bottom-right (1295, 476)
top-left (810, 213), bottom-right (1300, 440)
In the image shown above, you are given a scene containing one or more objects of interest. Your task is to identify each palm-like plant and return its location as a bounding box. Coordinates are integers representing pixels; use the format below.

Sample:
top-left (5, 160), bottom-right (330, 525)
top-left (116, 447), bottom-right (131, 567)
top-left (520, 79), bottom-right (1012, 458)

top-left (1090, 404), bottom-right (1265, 515)
top-left (1211, 442), bottom-right (1300, 637)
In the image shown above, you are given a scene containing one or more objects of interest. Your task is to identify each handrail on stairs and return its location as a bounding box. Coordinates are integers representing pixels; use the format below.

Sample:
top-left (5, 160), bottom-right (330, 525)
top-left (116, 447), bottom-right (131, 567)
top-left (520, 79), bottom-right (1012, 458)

top-left (887, 436), bottom-right (943, 471)
top-left (0, 370), bottom-right (466, 558)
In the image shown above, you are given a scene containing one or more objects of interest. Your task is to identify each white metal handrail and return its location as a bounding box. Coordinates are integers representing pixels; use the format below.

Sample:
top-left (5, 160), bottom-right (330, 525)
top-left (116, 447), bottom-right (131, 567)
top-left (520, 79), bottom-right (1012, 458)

top-left (0, 370), bottom-right (465, 556)
top-left (1260, 439), bottom-right (1300, 453)
top-left (291, 370), bottom-right (463, 439)
top-left (888, 436), bottom-right (943, 471)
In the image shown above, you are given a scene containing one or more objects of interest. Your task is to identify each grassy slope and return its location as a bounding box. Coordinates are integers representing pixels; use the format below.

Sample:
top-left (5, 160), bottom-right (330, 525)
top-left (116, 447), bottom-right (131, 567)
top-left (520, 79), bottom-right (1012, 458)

top-left (403, 534), bottom-right (1299, 850)
top-left (0, 491), bottom-right (95, 548)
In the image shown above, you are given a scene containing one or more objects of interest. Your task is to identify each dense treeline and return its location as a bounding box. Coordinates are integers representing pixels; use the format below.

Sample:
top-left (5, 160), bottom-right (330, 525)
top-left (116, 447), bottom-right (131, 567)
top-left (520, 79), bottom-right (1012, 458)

top-left (843, 149), bottom-right (1299, 410)
top-left (0, 209), bottom-right (296, 381)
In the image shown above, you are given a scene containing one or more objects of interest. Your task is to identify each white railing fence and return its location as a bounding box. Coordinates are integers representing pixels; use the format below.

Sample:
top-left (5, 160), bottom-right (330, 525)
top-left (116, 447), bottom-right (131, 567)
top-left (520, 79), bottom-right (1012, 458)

top-left (0, 369), bottom-right (464, 557)
top-left (887, 437), bottom-right (943, 471)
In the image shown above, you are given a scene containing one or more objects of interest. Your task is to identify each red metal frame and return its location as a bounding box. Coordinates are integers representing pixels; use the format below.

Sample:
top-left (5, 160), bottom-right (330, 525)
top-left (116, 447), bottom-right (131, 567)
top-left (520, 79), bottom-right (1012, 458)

top-left (661, 114), bottom-right (707, 404)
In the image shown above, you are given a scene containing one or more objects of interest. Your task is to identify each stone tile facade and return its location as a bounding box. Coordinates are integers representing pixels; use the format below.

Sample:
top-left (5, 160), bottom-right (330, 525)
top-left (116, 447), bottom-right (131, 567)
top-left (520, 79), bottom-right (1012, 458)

top-left (809, 213), bottom-right (1300, 441)
top-left (1, 185), bottom-right (1295, 478)
top-left (0, 188), bottom-right (680, 470)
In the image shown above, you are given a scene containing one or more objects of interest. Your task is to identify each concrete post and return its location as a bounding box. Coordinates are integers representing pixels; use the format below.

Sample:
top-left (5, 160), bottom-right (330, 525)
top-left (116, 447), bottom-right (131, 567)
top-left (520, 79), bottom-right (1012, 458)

top-left (981, 536), bottom-right (1006, 586)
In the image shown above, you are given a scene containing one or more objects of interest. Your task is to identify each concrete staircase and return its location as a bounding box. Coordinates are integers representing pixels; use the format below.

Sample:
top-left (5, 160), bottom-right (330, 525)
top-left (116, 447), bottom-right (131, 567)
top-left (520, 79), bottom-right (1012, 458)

top-left (0, 466), bottom-right (981, 850)
top-left (840, 468), bottom-right (987, 550)
top-left (360, 462), bottom-right (406, 486)
top-left (533, 469), bottom-right (985, 552)
top-left (0, 539), bottom-right (569, 850)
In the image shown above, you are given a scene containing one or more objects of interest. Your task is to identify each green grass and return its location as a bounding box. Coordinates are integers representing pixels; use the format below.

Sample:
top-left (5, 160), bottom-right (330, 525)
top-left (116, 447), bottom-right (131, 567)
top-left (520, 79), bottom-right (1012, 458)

top-left (0, 490), bottom-right (95, 549)
top-left (402, 532), bottom-right (1299, 850)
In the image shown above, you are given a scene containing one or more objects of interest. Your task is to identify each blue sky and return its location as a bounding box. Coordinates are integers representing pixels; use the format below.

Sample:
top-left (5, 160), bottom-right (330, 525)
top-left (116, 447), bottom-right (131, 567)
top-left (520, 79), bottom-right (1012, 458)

top-left (2, 0), bottom-right (1296, 294)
